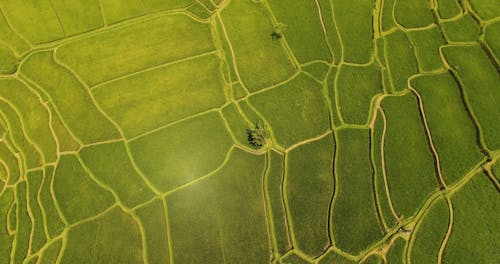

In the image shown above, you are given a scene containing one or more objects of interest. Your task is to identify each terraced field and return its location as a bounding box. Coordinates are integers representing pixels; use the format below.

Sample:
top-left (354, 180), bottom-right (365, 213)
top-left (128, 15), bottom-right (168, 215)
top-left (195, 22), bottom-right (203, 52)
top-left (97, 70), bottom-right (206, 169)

top-left (0, 0), bottom-right (498, 263)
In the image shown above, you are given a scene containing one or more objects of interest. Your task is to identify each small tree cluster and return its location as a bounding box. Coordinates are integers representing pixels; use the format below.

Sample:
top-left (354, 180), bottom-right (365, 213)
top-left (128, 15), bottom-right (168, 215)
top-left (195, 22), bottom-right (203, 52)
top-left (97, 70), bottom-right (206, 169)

top-left (271, 23), bottom-right (287, 40)
top-left (247, 121), bottom-right (269, 148)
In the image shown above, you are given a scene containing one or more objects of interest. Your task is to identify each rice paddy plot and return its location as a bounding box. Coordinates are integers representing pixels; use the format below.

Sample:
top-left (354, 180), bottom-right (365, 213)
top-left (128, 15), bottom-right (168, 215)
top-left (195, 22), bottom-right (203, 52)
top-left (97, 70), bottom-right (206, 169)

top-left (0, 0), bottom-right (497, 263)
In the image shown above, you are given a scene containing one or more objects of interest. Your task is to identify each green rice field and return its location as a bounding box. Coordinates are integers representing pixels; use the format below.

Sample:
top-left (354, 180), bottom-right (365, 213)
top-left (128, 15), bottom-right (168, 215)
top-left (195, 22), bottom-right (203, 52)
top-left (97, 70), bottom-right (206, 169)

top-left (0, 0), bottom-right (498, 263)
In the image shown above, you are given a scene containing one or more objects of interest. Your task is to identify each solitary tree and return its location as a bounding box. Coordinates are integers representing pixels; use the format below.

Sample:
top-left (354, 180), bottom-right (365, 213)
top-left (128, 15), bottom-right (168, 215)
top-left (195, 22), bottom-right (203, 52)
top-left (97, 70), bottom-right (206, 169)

top-left (247, 121), bottom-right (269, 148)
top-left (271, 23), bottom-right (287, 40)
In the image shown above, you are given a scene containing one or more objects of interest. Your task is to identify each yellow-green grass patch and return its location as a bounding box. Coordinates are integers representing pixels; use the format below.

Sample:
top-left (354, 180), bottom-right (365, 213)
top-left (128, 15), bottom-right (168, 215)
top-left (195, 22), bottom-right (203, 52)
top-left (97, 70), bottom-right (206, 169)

top-left (0, 188), bottom-right (14, 263)
top-left (411, 73), bottom-right (483, 184)
top-left (47, 104), bottom-right (80, 152)
top-left (39, 166), bottom-right (65, 239)
top-left (266, 150), bottom-right (292, 256)
top-left (232, 82), bottom-right (247, 100)
top-left (129, 111), bottom-right (233, 193)
top-left (134, 199), bottom-right (170, 264)
top-left (0, 100), bottom-right (42, 169)
top-left (0, 0), bottom-right (64, 44)
top-left (361, 255), bottom-right (383, 264)
top-left (331, 0), bottom-right (374, 63)
top-left (408, 197), bottom-right (449, 264)
top-left (325, 67), bottom-right (342, 127)
top-left (60, 207), bottom-right (143, 263)
top-left (0, 44), bottom-right (16, 74)
top-left (56, 13), bottom-right (214, 86)
top-left (80, 141), bottom-right (156, 208)
top-left (26, 170), bottom-right (47, 253)
top-left (51, 0), bottom-right (103, 36)
top-left (437, 0), bottom-right (462, 19)
top-left (220, 0), bottom-right (296, 91)
top-left (142, 0), bottom-right (191, 12)
top-left (20, 51), bottom-right (121, 144)
top-left (93, 53), bottom-right (226, 139)
top-left (337, 63), bottom-right (382, 125)
top-left (493, 161), bottom-right (500, 182)
top-left (442, 44), bottom-right (500, 150)
top-left (0, 142), bottom-right (20, 185)
top-left (441, 15), bottom-right (481, 42)
top-left (52, 155), bottom-right (115, 224)
top-left (394, 0), bottom-right (434, 28)
top-left (268, 0), bottom-right (331, 63)
top-left (371, 112), bottom-right (398, 229)
top-left (248, 74), bottom-right (330, 148)
top-left (406, 26), bottom-right (446, 72)
top-left (381, 94), bottom-right (437, 218)
top-left (386, 237), bottom-right (406, 263)
top-left (318, 251), bottom-right (354, 264)
top-left (281, 252), bottom-right (310, 264)
top-left (302, 62), bottom-right (330, 81)
top-left (468, 0), bottom-right (500, 20)
top-left (443, 173), bottom-right (500, 263)
top-left (0, 78), bottom-right (57, 163)
top-left (221, 103), bottom-right (252, 147)
top-left (0, 13), bottom-right (30, 55)
top-left (38, 239), bottom-right (62, 264)
top-left (12, 182), bottom-right (31, 264)
top-left (317, 0), bottom-right (342, 64)
top-left (286, 135), bottom-right (333, 257)
top-left (333, 128), bottom-right (383, 254)
top-left (99, 0), bottom-right (145, 24)
top-left (484, 22), bottom-right (500, 63)
top-left (166, 148), bottom-right (269, 263)
top-left (384, 30), bottom-right (419, 92)
top-left (381, 0), bottom-right (396, 32)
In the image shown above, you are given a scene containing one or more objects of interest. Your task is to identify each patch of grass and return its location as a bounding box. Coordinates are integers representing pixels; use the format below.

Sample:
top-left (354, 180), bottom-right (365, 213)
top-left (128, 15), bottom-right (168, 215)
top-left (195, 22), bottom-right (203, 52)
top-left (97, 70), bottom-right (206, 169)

top-left (333, 128), bottom-right (383, 254)
top-left (99, 0), bottom-right (145, 24)
top-left (468, 0), bottom-right (500, 20)
top-left (38, 239), bottom-right (62, 264)
top-left (268, 0), bottom-right (331, 63)
top-left (409, 198), bottom-right (449, 264)
top-left (0, 0), bottom-right (64, 44)
top-left (0, 78), bottom-right (57, 162)
top-left (220, 0), bottom-right (296, 91)
top-left (51, 0), bottom-right (103, 36)
top-left (406, 26), bottom-right (446, 72)
top-left (443, 173), bottom-right (500, 263)
top-left (267, 151), bottom-right (291, 256)
top-left (442, 44), bottom-right (500, 150)
top-left (53, 155), bottom-right (115, 223)
top-left (442, 15), bottom-right (482, 42)
top-left (331, 0), bottom-right (374, 63)
top-left (248, 74), bottom-right (330, 148)
top-left (394, 0), bottom-right (434, 28)
top-left (302, 62), bottom-right (330, 81)
top-left (80, 141), bottom-right (156, 208)
top-left (26, 170), bottom-right (47, 253)
top-left (0, 100), bottom-right (42, 169)
top-left (337, 63), bottom-right (382, 125)
top-left (381, 94), bottom-right (438, 217)
top-left (384, 30), bottom-right (419, 92)
top-left (166, 148), bottom-right (269, 263)
top-left (12, 182), bottom-right (31, 264)
top-left (484, 22), bottom-right (500, 62)
top-left (60, 207), bottom-right (143, 263)
top-left (39, 166), bottom-right (65, 238)
top-left (411, 73), bottom-right (483, 184)
top-left (437, 0), bottom-right (462, 19)
top-left (93, 53), bottom-right (226, 138)
top-left (0, 142), bottom-right (20, 185)
top-left (56, 14), bottom-right (214, 86)
top-left (0, 188), bottom-right (14, 264)
top-left (286, 135), bottom-right (334, 257)
top-left (129, 111), bottom-right (233, 192)
top-left (0, 45), bottom-right (17, 73)
top-left (20, 51), bottom-right (121, 144)
top-left (134, 199), bottom-right (170, 264)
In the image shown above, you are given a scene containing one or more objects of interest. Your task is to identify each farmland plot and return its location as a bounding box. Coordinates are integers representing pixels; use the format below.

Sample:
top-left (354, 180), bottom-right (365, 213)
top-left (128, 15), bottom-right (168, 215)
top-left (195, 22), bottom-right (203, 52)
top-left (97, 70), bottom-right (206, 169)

top-left (0, 0), bottom-right (498, 263)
